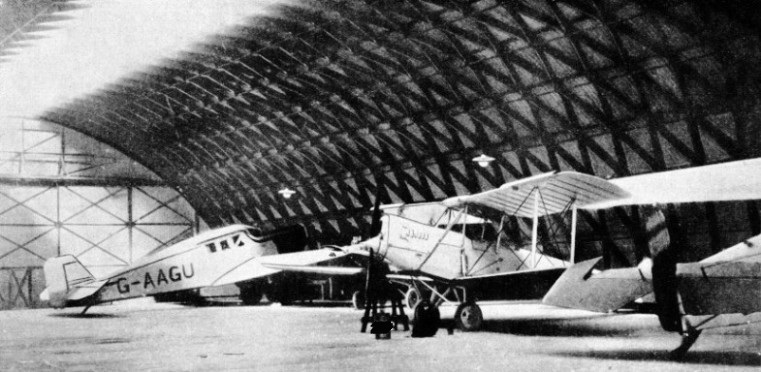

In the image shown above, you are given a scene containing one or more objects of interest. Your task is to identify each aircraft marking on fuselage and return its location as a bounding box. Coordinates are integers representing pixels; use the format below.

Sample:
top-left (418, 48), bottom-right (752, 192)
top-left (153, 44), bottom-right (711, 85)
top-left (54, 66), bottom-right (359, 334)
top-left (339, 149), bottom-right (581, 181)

top-left (103, 228), bottom-right (249, 282)
top-left (398, 225), bottom-right (431, 242)
top-left (114, 264), bottom-right (196, 294)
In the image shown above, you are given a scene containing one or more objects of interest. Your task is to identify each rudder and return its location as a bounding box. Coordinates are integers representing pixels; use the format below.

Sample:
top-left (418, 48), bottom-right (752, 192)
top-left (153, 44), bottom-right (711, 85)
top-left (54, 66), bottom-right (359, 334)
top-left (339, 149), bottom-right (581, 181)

top-left (41, 255), bottom-right (95, 308)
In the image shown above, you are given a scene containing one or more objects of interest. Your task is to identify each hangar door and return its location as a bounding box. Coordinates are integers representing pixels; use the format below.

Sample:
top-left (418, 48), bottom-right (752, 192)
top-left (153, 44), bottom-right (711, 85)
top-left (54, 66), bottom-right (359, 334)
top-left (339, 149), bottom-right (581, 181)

top-left (0, 119), bottom-right (199, 309)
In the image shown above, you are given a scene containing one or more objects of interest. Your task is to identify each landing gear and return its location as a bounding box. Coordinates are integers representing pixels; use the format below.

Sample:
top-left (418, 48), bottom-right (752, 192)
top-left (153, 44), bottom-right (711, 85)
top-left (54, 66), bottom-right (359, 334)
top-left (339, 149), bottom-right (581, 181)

top-left (264, 275), bottom-right (294, 305)
top-left (454, 302), bottom-right (483, 332)
top-left (238, 284), bottom-right (263, 305)
top-left (411, 301), bottom-right (440, 337)
top-left (670, 329), bottom-right (702, 360)
top-left (404, 287), bottom-right (421, 309)
top-left (351, 290), bottom-right (365, 310)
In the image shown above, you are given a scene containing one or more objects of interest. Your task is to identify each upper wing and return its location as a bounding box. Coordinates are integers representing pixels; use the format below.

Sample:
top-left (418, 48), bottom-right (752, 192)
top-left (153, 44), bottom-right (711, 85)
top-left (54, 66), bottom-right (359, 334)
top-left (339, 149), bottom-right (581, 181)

top-left (443, 158), bottom-right (761, 217)
top-left (589, 158), bottom-right (761, 209)
top-left (258, 248), bottom-right (364, 276)
top-left (442, 171), bottom-right (629, 217)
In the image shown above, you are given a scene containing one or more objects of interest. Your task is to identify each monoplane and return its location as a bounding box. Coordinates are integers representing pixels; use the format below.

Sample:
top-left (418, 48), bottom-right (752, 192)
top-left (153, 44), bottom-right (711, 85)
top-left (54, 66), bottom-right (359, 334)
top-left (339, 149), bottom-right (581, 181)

top-left (40, 224), bottom-right (306, 313)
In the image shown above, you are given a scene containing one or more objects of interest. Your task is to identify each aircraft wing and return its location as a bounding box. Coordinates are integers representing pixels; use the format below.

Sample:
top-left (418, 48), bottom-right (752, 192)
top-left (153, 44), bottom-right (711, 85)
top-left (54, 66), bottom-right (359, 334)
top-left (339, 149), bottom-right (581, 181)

top-left (258, 248), bottom-right (364, 276)
top-left (442, 171), bottom-right (630, 217)
top-left (451, 267), bottom-right (567, 282)
top-left (676, 234), bottom-right (761, 316)
top-left (210, 257), bottom-right (281, 286)
top-left (443, 158), bottom-right (761, 217)
top-left (678, 261), bottom-right (761, 316)
top-left (589, 158), bottom-right (761, 209)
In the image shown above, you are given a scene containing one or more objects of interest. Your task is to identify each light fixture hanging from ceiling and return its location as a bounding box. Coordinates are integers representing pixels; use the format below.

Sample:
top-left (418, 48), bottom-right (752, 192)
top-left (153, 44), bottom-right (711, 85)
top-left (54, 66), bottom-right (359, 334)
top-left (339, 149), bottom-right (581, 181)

top-left (472, 154), bottom-right (495, 168)
top-left (278, 187), bottom-right (296, 199)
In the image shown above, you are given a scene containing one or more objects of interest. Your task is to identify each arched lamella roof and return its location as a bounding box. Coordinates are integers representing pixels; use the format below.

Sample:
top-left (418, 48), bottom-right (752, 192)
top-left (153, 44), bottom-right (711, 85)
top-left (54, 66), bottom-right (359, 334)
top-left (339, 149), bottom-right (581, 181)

top-left (41, 0), bottom-right (761, 245)
top-left (0, 0), bottom-right (87, 63)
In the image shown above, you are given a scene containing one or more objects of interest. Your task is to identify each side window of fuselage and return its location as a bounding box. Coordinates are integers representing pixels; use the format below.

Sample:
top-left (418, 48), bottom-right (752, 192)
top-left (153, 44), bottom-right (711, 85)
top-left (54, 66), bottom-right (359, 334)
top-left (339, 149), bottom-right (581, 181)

top-left (207, 234), bottom-right (245, 253)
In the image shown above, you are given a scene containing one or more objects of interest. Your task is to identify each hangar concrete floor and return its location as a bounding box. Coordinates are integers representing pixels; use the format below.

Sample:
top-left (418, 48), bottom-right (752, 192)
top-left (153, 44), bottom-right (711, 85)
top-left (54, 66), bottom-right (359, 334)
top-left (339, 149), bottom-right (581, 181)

top-left (1, 300), bottom-right (759, 371)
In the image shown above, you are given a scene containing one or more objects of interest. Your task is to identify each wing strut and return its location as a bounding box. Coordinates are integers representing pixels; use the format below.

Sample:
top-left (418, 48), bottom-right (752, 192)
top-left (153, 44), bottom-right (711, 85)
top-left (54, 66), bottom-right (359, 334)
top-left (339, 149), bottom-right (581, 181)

top-left (570, 205), bottom-right (578, 264)
top-left (531, 187), bottom-right (540, 269)
top-left (495, 215), bottom-right (505, 254)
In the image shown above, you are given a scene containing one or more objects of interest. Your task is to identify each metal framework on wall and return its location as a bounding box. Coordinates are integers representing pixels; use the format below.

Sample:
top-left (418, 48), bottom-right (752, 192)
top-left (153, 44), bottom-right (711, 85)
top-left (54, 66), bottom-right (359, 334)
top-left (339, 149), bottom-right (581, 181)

top-left (30, 1), bottom-right (761, 264)
top-left (0, 119), bottom-right (198, 309)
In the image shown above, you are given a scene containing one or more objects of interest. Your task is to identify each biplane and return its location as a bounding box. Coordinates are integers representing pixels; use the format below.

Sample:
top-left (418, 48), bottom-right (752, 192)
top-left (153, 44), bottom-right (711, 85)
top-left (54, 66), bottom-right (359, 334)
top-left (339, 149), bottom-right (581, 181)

top-left (264, 157), bottom-right (761, 355)
top-left (40, 225), bottom-right (305, 313)
top-left (533, 158), bottom-right (761, 359)
top-left (260, 172), bottom-right (629, 332)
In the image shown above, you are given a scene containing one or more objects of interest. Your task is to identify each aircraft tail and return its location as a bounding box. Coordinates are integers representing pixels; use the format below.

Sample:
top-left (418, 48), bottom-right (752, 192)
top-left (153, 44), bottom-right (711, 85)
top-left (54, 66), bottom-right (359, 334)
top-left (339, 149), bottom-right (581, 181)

top-left (544, 207), bottom-right (668, 313)
top-left (542, 257), bottom-right (653, 312)
top-left (41, 255), bottom-right (99, 309)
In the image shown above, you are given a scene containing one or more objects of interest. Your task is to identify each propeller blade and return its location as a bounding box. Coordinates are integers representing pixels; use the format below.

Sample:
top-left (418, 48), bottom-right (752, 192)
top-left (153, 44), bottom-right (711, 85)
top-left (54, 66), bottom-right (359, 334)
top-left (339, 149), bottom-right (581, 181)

top-left (368, 184), bottom-right (384, 237)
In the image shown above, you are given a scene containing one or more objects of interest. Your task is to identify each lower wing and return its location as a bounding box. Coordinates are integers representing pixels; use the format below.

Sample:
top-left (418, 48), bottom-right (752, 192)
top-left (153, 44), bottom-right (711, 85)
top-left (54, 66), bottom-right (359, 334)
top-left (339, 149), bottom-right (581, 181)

top-left (258, 248), bottom-right (364, 276)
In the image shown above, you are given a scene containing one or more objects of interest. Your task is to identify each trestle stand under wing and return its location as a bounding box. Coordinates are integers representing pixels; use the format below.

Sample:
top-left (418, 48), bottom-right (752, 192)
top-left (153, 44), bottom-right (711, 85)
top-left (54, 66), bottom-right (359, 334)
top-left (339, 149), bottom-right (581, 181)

top-left (360, 250), bottom-right (409, 333)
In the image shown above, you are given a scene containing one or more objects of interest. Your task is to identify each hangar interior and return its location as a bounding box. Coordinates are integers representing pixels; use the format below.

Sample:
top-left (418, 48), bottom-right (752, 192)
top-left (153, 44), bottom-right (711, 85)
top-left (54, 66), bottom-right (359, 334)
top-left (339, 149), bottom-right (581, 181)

top-left (0, 117), bottom-right (200, 309)
top-left (2, 0), bottom-right (761, 310)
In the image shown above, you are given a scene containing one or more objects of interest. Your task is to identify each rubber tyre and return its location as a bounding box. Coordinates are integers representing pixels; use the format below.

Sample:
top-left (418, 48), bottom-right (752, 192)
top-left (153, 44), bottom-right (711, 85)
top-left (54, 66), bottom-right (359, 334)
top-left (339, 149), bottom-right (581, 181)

top-left (351, 290), bottom-right (365, 310)
top-left (411, 301), bottom-right (440, 338)
top-left (454, 302), bottom-right (483, 332)
top-left (239, 285), bottom-right (262, 306)
top-left (404, 287), bottom-right (421, 310)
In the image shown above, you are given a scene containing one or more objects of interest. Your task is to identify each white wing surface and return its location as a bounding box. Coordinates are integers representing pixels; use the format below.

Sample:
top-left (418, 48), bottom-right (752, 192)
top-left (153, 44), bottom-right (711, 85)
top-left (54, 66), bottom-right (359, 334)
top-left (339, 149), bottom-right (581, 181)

top-left (258, 248), bottom-right (364, 276)
top-left (590, 158), bottom-right (761, 209)
top-left (442, 171), bottom-right (629, 217)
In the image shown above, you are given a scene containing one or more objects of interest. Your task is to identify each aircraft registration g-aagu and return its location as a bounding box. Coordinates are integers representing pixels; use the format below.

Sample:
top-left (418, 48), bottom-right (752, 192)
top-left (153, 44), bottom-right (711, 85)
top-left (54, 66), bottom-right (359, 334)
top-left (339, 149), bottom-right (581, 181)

top-left (40, 225), bottom-right (301, 313)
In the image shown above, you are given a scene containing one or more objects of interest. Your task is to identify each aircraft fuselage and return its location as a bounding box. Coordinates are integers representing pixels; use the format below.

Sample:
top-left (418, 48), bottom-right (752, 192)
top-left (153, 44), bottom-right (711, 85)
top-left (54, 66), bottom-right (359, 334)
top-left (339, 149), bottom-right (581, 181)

top-left (93, 225), bottom-right (278, 304)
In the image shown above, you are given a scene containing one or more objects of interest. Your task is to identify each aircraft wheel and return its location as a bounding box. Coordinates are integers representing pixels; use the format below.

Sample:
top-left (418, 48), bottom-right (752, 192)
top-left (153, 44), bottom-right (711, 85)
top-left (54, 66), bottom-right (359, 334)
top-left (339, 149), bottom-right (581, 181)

top-left (411, 301), bottom-right (440, 337)
top-left (404, 287), bottom-right (421, 309)
top-left (454, 302), bottom-right (483, 332)
top-left (239, 285), bottom-right (262, 306)
top-left (351, 290), bottom-right (365, 310)
top-left (266, 286), bottom-right (293, 305)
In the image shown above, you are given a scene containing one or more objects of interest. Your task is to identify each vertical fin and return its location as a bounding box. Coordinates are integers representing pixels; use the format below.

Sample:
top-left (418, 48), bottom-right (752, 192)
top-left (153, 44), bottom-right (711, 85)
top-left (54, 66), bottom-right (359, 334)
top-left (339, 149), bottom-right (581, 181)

top-left (42, 255), bottom-right (95, 309)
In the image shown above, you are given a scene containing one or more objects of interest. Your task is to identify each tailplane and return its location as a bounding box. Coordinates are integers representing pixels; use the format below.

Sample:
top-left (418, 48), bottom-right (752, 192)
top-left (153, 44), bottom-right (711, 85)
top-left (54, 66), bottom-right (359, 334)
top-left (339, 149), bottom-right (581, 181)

top-left (41, 255), bottom-right (101, 309)
top-left (543, 257), bottom-right (652, 312)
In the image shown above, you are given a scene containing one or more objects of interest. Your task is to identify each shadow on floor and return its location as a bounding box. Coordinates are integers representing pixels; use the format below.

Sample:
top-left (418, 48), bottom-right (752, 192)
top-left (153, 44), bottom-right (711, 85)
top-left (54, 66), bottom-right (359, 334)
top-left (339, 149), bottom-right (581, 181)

top-left (49, 312), bottom-right (125, 319)
top-left (555, 349), bottom-right (761, 366)
top-left (478, 316), bottom-right (650, 337)
top-left (184, 299), bottom-right (357, 308)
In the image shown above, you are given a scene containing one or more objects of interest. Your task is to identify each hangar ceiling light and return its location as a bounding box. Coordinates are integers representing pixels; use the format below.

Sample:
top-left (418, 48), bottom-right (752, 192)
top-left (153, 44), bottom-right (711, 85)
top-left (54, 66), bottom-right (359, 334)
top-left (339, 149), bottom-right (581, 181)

top-left (278, 187), bottom-right (296, 199)
top-left (472, 154), bottom-right (495, 168)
